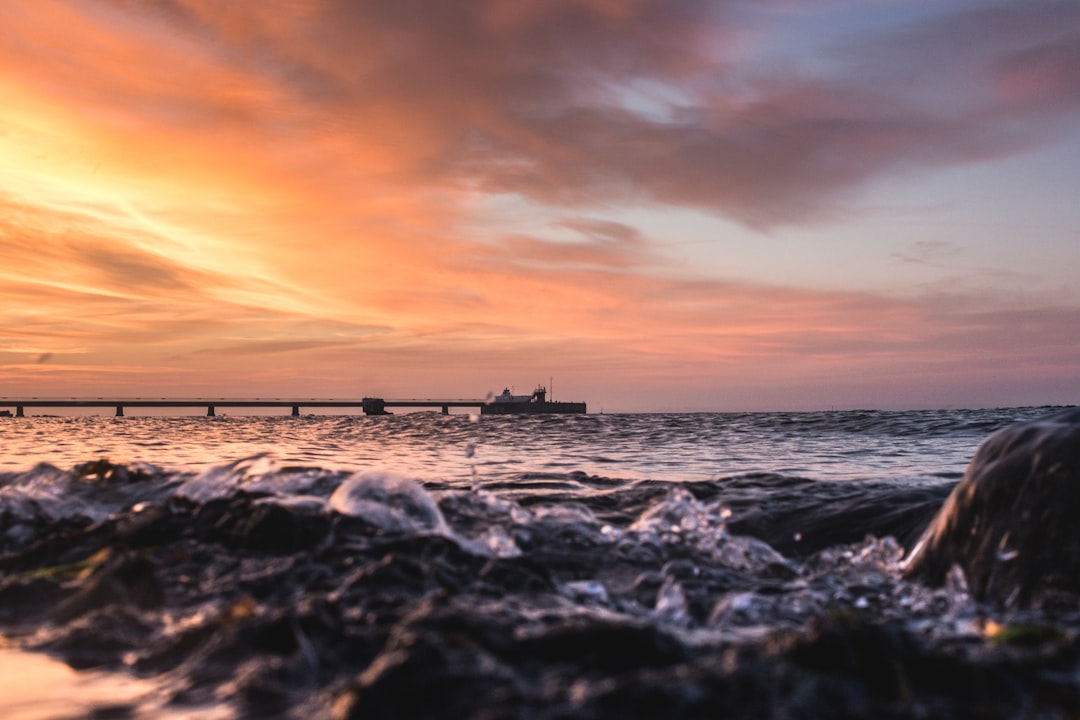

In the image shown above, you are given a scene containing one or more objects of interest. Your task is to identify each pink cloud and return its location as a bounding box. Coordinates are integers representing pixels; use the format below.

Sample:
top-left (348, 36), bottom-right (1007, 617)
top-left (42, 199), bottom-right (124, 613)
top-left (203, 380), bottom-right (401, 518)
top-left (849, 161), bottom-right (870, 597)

top-left (5, 1), bottom-right (1078, 228)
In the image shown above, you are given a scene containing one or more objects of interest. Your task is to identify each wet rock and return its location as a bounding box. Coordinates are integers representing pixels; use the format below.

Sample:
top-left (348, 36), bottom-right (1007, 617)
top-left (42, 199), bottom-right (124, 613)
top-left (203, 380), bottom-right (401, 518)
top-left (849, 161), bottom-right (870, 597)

top-left (73, 459), bottom-right (151, 485)
top-left (2, 517), bottom-right (37, 550)
top-left (0, 575), bottom-right (70, 626)
top-left (720, 474), bottom-right (952, 558)
top-left (229, 656), bottom-right (293, 716)
top-left (773, 613), bottom-right (1028, 719)
top-left (0, 517), bottom-right (99, 575)
top-left (332, 595), bottom-right (692, 720)
top-left (904, 407), bottom-right (1080, 606)
top-left (515, 616), bottom-right (688, 673)
top-left (109, 502), bottom-right (173, 545)
top-left (9, 454), bottom-right (1080, 719)
top-left (235, 501), bottom-right (331, 554)
top-left (336, 628), bottom-right (522, 720)
top-left (86, 703), bottom-right (139, 719)
top-left (35, 605), bottom-right (157, 670)
top-left (49, 552), bottom-right (163, 623)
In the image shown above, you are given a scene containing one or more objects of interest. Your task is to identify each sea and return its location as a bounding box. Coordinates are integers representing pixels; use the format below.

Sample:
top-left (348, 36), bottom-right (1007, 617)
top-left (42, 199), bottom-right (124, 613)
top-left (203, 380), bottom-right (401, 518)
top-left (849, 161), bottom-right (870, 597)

top-left (0, 406), bottom-right (1073, 718)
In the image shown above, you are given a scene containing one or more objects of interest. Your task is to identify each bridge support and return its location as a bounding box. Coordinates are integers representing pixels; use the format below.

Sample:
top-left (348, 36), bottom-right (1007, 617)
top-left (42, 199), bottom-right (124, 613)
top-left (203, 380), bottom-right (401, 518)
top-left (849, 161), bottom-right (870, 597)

top-left (115, 405), bottom-right (124, 417)
top-left (207, 405), bottom-right (215, 417)
top-left (292, 405), bottom-right (300, 417)
top-left (16, 405), bottom-right (24, 417)
top-left (441, 405), bottom-right (449, 415)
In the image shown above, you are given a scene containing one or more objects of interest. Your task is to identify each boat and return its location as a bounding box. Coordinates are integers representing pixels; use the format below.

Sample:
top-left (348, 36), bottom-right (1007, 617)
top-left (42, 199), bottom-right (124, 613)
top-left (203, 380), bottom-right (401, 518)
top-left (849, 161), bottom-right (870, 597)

top-left (480, 385), bottom-right (586, 415)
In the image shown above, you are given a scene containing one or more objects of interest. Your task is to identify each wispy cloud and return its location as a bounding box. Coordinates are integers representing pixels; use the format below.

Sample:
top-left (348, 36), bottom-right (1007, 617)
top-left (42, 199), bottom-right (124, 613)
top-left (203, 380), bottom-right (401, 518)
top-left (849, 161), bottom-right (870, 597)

top-left (892, 241), bottom-right (963, 267)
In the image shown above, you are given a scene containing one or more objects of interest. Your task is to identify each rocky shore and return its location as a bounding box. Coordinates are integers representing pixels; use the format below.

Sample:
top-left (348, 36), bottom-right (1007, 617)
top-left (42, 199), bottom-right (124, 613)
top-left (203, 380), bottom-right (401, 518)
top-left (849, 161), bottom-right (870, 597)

top-left (2, 409), bottom-right (1080, 718)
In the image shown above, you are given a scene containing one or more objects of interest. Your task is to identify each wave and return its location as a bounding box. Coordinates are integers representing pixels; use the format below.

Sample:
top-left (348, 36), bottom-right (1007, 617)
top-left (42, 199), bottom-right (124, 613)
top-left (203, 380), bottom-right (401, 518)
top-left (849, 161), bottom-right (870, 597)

top-left (1, 454), bottom-right (1067, 718)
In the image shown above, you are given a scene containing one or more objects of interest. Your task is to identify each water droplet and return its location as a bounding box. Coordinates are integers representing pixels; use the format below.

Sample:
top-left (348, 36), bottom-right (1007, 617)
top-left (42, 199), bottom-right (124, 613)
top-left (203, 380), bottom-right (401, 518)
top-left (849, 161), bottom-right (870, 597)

top-left (563, 580), bottom-right (609, 603)
top-left (479, 525), bottom-right (521, 558)
top-left (655, 576), bottom-right (689, 624)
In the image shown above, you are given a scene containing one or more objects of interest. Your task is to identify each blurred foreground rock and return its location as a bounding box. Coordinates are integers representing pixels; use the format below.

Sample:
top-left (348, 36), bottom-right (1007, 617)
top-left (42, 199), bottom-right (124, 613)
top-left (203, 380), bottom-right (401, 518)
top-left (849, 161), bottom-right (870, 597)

top-left (905, 407), bottom-right (1080, 606)
top-left (5, 449), bottom-right (1080, 717)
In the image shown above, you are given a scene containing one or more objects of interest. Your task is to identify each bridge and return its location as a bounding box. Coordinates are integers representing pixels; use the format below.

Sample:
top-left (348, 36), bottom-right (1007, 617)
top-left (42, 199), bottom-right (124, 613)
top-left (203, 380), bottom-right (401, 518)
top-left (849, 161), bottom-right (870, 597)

top-left (0, 397), bottom-right (487, 417)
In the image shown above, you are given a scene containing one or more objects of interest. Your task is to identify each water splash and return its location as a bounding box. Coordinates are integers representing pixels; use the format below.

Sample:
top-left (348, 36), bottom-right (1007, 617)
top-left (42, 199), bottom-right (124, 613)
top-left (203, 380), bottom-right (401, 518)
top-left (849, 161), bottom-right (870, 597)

top-left (562, 580), bottom-right (610, 604)
top-left (465, 440), bottom-right (479, 489)
top-left (626, 487), bottom-right (793, 574)
top-left (328, 470), bottom-right (447, 533)
top-left (176, 454), bottom-right (280, 503)
top-left (463, 524), bottom-right (523, 559)
top-left (0, 461), bottom-right (176, 526)
top-left (654, 576), bottom-right (690, 625)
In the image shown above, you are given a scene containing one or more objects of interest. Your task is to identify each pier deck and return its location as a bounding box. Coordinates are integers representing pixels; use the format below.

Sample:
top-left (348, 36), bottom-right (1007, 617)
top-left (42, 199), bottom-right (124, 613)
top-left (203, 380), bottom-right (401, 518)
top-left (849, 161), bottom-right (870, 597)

top-left (0, 398), bottom-right (486, 417)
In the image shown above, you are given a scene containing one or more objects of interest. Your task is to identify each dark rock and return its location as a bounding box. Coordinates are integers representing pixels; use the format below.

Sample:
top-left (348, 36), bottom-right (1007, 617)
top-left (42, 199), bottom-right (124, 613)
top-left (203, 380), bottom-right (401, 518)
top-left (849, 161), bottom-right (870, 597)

top-left (0, 517), bottom-right (99, 575)
top-left (73, 459), bottom-right (150, 485)
top-left (772, 613), bottom-right (1029, 719)
top-left (49, 551), bottom-right (163, 623)
top-left (515, 616), bottom-right (688, 673)
top-left (0, 575), bottom-right (70, 625)
top-left (231, 657), bottom-right (293, 717)
top-left (87, 704), bottom-right (139, 719)
top-left (10, 451), bottom-right (1080, 719)
top-left (337, 631), bottom-right (522, 720)
top-left (904, 407), bottom-right (1080, 606)
top-left (35, 605), bottom-right (157, 669)
top-left (718, 474), bottom-right (952, 558)
top-left (109, 502), bottom-right (180, 547)
top-left (235, 502), bottom-right (331, 554)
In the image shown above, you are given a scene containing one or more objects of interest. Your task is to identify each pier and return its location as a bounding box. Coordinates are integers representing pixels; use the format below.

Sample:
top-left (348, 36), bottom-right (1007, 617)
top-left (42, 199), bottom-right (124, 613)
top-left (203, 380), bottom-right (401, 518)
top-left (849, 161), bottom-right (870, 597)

top-left (0, 397), bottom-right (487, 417)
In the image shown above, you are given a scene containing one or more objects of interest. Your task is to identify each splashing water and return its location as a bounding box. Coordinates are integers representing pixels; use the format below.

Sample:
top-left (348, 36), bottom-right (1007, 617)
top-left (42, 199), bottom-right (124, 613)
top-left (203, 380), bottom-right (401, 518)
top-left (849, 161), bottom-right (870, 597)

top-left (328, 470), bottom-right (448, 533)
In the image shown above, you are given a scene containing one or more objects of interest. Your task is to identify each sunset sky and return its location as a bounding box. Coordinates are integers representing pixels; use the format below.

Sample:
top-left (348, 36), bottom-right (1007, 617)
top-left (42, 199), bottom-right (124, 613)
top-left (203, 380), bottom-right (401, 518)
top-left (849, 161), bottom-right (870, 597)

top-left (1, 0), bottom-right (1079, 412)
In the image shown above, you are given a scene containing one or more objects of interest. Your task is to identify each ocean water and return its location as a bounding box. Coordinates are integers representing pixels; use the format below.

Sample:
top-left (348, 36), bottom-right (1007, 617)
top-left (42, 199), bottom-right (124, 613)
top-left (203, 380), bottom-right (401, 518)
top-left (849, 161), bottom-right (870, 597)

top-left (0, 406), bottom-right (1036, 480)
top-left (0, 406), bottom-right (1071, 718)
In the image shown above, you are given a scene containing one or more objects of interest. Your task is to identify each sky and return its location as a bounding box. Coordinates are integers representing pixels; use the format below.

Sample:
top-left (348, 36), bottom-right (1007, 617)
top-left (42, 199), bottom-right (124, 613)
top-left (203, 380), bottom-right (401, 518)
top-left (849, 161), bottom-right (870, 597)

top-left (1, 0), bottom-right (1079, 413)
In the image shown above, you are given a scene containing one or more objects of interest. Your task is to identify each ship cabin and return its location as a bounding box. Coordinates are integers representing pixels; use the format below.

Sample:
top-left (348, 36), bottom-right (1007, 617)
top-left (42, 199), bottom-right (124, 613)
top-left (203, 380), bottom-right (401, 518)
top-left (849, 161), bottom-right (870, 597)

top-left (494, 385), bottom-right (548, 404)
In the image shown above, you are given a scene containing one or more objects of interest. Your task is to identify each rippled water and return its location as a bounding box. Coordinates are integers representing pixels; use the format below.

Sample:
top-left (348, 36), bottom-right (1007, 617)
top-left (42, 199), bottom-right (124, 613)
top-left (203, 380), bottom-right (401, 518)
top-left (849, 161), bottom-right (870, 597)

top-left (0, 406), bottom-right (1047, 482)
top-left (0, 406), bottom-right (1070, 719)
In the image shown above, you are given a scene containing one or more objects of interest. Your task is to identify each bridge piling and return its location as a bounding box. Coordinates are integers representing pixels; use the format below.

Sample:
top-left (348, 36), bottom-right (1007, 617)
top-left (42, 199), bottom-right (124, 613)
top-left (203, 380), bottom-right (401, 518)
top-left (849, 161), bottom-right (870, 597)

top-left (115, 405), bottom-right (124, 417)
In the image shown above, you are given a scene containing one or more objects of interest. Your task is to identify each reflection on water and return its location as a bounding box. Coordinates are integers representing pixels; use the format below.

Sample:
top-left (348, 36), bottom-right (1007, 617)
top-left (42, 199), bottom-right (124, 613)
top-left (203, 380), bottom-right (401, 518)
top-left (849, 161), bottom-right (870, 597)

top-left (0, 648), bottom-right (148, 719)
top-left (0, 648), bottom-right (236, 719)
top-left (0, 407), bottom-right (1052, 483)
